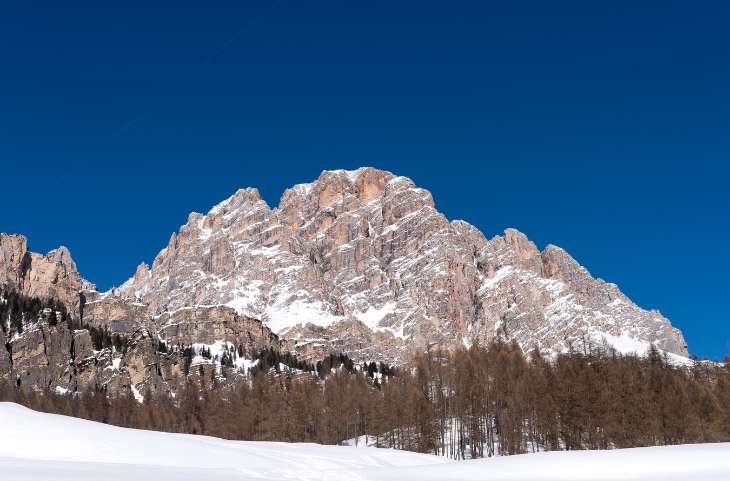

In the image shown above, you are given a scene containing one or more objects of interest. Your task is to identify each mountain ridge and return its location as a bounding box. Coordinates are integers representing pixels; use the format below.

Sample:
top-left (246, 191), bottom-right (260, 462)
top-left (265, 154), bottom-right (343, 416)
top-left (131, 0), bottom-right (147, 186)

top-left (0, 167), bottom-right (690, 398)
top-left (88, 167), bottom-right (687, 362)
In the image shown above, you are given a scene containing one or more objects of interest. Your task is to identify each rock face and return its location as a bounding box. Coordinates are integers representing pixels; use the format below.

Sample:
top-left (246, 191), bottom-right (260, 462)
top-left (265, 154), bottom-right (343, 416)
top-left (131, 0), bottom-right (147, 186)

top-left (0, 234), bottom-right (84, 319)
top-left (101, 167), bottom-right (687, 362)
top-left (1, 235), bottom-right (282, 399)
top-left (1, 311), bottom-right (273, 399)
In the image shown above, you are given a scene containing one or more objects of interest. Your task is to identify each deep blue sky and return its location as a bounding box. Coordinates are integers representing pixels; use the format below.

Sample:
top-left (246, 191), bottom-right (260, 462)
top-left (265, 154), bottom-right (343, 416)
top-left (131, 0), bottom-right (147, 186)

top-left (1, 1), bottom-right (728, 359)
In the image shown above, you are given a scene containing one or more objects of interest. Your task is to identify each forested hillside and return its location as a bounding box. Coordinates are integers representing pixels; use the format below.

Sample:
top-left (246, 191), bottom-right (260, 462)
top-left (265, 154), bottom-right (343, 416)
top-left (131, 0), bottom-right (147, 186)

top-left (2, 335), bottom-right (728, 458)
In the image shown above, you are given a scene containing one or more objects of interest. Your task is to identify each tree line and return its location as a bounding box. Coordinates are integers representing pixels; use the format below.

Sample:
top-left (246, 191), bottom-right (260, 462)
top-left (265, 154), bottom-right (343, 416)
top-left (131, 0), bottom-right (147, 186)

top-left (1, 339), bottom-right (728, 457)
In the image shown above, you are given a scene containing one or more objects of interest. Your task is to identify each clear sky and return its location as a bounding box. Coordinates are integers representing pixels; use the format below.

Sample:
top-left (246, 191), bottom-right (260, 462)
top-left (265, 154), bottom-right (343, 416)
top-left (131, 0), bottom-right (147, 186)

top-left (1, 1), bottom-right (728, 359)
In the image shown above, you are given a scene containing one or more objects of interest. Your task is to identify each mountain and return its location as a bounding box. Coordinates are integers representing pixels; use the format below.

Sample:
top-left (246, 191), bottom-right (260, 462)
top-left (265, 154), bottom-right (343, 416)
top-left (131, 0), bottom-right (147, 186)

top-left (91, 167), bottom-right (687, 362)
top-left (0, 168), bottom-right (689, 397)
top-left (0, 168), bottom-right (687, 398)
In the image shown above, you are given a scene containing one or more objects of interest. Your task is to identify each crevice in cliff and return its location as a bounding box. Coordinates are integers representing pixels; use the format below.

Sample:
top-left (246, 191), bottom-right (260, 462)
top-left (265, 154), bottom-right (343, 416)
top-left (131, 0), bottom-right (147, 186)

top-left (4, 340), bottom-right (12, 371)
top-left (69, 328), bottom-right (79, 390)
top-left (18, 251), bottom-right (33, 292)
top-left (79, 290), bottom-right (87, 324)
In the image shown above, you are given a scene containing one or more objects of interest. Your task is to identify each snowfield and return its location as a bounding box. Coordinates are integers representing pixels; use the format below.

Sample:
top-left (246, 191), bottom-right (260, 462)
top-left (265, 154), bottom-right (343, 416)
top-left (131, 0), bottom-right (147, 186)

top-left (0, 402), bottom-right (443, 481)
top-left (1, 402), bottom-right (729, 481)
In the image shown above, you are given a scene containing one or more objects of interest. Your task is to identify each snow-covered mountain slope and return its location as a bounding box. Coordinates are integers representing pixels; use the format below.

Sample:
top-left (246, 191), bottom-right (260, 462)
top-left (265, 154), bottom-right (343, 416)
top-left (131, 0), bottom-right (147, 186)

top-left (1, 402), bottom-right (729, 481)
top-left (94, 167), bottom-right (686, 363)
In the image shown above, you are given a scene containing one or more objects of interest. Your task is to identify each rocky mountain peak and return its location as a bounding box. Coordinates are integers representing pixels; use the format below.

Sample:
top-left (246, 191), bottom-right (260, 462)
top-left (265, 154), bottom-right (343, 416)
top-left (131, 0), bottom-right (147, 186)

top-left (209, 187), bottom-right (266, 216)
top-left (503, 228), bottom-right (541, 260)
top-left (132, 262), bottom-right (150, 285)
top-left (47, 245), bottom-right (77, 272)
top-left (92, 167), bottom-right (688, 362)
top-left (0, 169), bottom-right (695, 400)
top-left (0, 234), bottom-right (84, 318)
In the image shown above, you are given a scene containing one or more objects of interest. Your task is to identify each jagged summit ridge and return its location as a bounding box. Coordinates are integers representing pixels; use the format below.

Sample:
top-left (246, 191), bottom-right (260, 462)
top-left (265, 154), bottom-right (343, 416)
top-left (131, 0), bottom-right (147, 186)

top-left (104, 167), bottom-right (687, 362)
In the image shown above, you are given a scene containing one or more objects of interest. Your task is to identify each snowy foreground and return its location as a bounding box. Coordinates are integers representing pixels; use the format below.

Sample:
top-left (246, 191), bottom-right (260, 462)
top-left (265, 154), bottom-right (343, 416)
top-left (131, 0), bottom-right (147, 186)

top-left (1, 403), bottom-right (729, 481)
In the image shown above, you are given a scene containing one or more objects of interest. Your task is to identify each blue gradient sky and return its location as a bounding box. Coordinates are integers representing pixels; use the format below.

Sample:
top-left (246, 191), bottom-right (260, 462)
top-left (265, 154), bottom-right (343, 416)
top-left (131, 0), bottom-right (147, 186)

top-left (1, 1), bottom-right (728, 359)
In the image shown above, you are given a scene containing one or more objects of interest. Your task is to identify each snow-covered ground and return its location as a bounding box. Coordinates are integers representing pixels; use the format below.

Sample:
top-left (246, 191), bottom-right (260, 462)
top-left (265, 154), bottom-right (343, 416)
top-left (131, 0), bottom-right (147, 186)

top-left (0, 402), bottom-right (442, 481)
top-left (1, 402), bottom-right (729, 481)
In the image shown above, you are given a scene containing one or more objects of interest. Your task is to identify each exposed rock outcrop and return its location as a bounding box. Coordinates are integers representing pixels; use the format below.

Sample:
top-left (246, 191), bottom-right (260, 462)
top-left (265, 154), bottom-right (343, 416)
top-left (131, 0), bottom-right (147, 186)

top-left (1, 235), bottom-right (282, 399)
top-left (0, 306), bottom-right (280, 399)
top-left (0, 234), bottom-right (84, 319)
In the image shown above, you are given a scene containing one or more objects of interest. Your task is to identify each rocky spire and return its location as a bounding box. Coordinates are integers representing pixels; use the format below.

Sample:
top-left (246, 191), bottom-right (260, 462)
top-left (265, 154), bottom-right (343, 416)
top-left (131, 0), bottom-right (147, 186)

top-left (0, 233), bottom-right (84, 318)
